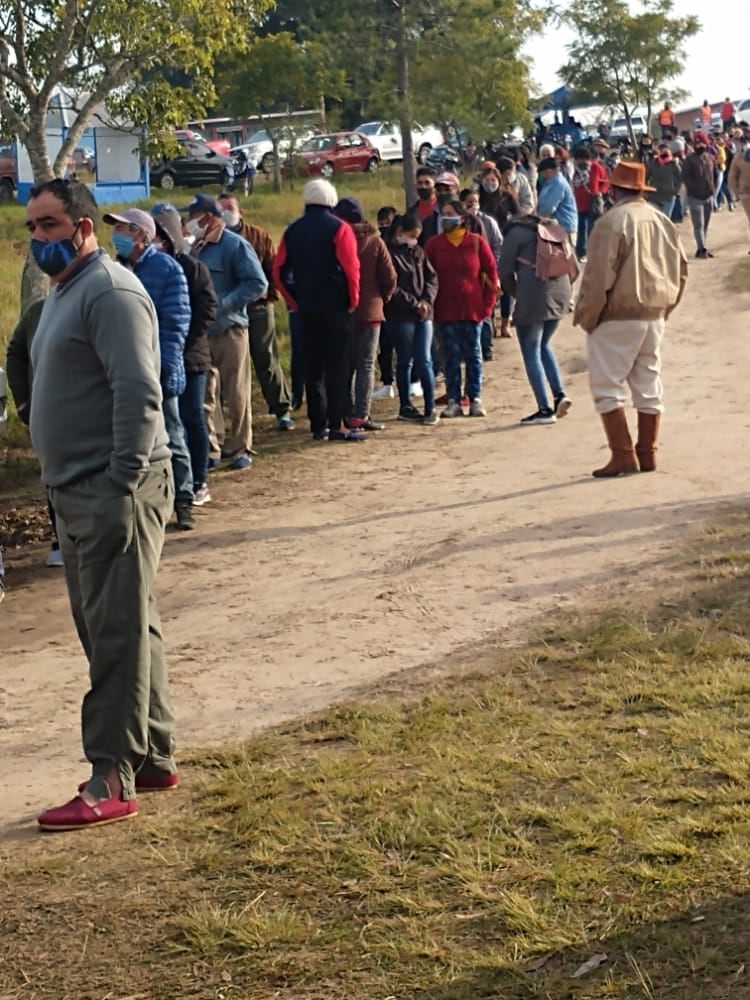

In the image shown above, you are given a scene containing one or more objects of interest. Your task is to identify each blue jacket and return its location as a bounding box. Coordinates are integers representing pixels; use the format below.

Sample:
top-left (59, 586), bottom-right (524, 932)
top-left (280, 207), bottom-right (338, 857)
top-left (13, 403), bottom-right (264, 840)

top-left (537, 172), bottom-right (578, 234)
top-left (273, 205), bottom-right (360, 314)
top-left (195, 228), bottom-right (268, 334)
top-left (133, 244), bottom-right (190, 397)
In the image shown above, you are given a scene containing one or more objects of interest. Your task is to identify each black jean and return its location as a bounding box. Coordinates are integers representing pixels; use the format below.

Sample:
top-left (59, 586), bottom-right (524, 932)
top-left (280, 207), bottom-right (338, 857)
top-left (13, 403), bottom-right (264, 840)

top-left (378, 321), bottom-right (395, 385)
top-left (300, 308), bottom-right (354, 434)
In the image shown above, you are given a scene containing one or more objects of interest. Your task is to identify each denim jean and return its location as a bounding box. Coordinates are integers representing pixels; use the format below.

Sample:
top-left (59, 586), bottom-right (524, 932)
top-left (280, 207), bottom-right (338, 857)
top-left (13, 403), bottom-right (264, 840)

top-left (671, 194), bottom-right (684, 223)
top-left (713, 170), bottom-right (724, 209)
top-left (717, 176), bottom-right (734, 208)
top-left (163, 394), bottom-right (194, 504)
top-left (576, 209), bottom-right (595, 257)
top-left (480, 318), bottom-right (493, 355)
top-left (515, 320), bottom-right (564, 411)
top-left (392, 319), bottom-right (436, 413)
top-left (179, 371), bottom-right (209, 490)
top-left (350, 324), bottom-right (380, 418)
top-left (289, 311), bottom-right (305, 405)
top-left (441, 321), bottom-right (483, 402)
top-left (654, 199), bottom-right (676, 219)
top-left (687, 196), bottom-right (712, 252)
top-left (500, 292), bottom-right (513, 319)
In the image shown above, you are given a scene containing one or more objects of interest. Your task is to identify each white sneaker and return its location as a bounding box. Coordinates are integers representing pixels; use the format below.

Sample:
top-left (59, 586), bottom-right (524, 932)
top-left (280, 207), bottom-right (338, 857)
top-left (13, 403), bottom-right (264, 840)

top-left (46, 548), bottom-right (64, 568)
top-left (193, 484), bottom-right (211, 506)
top-left (410, 382), bottom-right (423, 398)
top-left (469, 398), bottom-right (487, 417)
top-left (371, 384), bottom-right (394, 400)
top-left (442, 399), bottom-right (464, 418)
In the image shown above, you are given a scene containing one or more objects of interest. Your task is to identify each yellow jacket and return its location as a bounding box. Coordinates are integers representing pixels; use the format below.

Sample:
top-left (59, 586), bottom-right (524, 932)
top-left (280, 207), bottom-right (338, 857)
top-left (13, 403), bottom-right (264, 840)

top-left (729, 148), bottom-right (750, 197)
top-left (573, 197), bottom-right (688, 334)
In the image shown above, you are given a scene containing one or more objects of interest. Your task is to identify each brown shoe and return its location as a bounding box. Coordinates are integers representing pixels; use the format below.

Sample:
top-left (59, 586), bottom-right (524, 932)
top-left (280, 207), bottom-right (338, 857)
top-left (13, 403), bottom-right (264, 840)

top-left (635, 412), bottom-right (660, 472)
top-left (499, 317), bottom-right (513, 338)
top-left (592, 409), bottom-right (640, 478)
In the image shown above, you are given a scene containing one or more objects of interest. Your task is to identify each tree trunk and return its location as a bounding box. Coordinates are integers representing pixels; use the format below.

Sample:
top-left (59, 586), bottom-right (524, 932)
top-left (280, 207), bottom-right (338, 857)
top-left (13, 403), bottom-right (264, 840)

top-left (396, 2), bottom-right (417, 210)
top-left (20, 109), bottom-right (55, 316)
top-left (271, 134), bottom-right (283, 193)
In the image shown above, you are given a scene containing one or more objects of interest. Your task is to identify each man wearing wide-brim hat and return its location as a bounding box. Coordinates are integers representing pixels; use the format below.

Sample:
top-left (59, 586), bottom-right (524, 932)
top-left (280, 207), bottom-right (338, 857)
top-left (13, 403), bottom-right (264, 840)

top-left (573, 161), bottom-right (688, 477)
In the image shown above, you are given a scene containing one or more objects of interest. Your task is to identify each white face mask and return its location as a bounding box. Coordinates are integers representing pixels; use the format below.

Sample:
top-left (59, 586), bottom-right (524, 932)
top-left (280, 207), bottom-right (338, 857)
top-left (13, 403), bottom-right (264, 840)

top-left (481, 178), bottom-right (500, 193)
top-left (221, 209), bottom-right (240, 229)
top-left (185, 217), bottom-right (207, 240)
top-left (465, 203), bottom-right (479, 216)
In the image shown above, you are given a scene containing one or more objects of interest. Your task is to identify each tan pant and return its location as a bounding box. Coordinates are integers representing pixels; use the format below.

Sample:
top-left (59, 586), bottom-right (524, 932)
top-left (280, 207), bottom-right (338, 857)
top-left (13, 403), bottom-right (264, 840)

top-left (741, 195), bottom-right (750, 231)
top-left (587, 318), bottom-right (665, 415)
top-left (204, 325), bottom-right (252, 459)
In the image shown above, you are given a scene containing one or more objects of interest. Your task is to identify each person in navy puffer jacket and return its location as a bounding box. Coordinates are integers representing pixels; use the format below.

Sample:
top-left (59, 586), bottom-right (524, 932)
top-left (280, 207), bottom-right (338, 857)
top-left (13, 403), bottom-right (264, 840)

top-left (104, 208), bottom-right (195, 530)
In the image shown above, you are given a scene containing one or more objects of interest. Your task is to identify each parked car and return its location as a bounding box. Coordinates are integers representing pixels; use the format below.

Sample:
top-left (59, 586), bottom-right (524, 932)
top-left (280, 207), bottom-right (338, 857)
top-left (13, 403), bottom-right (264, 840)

top-left (71, 146), bottom-right (96, 173)
top-left (609, 114), bottom-right (647, 142)
top-left (177, 129), bottom-right (231, 156)
top-left (736, 98), bottom-right (750, 121)
top-left (149, 137), bottom-right (235, 191)
top-left (0, 140), bottom-right (17, 201)
top-left (290, 132), bottom-right (380, 178)
top-left (354, 121), bottom-right (444, 164)
top-left (231, 127), bottom-right (316, 173)
top-left (693, 112), bottom-right (722, 133)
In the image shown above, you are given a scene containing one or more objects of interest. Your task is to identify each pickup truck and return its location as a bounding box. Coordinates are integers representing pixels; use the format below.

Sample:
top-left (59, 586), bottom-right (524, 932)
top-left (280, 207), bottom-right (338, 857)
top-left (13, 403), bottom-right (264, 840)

top-left (354, 121), bottom-right (445, 164)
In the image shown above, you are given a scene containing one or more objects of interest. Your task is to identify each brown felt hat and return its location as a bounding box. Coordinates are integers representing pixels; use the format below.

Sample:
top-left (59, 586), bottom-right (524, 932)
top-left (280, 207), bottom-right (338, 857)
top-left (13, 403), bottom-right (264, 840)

top-left (609, 160), bottom-right (656, 193)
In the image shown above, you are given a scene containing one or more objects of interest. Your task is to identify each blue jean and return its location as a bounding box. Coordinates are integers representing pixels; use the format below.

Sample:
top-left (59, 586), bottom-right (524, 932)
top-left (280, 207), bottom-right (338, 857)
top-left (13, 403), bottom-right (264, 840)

top-left (654, 199), bottom-right (676, 218)
top-left (289, 311), bottom-right (305, 404)
top-left (576, 209), bottom-right (595, 257)
top-left (441, 321), bottom-right (483, 402)
top-left (481, 318), bottom-right (493, 354)
top-left (687, 196), bottom-right (712, 252)
top-left (392, 319), bottom-right (436, 413)
top-left (516, 320), bottom-right (564, 411)
top-left (163, 394), bottom-right (194, 504)
top-left (179, 371), bottom-right (209, 490)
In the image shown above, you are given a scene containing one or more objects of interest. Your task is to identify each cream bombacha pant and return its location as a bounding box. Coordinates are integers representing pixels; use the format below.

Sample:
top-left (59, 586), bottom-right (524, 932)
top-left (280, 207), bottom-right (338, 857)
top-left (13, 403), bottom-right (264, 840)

top-left (587, 317), bottom-right (665, 415)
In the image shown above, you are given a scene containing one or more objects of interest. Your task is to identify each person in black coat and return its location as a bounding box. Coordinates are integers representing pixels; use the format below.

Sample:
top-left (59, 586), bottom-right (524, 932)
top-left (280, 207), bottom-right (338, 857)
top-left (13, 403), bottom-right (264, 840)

top-left (152, 202), bottom-right (217, 505)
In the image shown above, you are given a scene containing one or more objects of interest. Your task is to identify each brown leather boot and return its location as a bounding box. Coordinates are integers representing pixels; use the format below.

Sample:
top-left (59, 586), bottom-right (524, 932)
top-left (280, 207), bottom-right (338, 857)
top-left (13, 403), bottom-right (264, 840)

top-left (499, 317), bottom-right (512, 338)
top-left (635, 412), bottom-right (660, 472)
top-left (592, 409), bottom-right (640, 478)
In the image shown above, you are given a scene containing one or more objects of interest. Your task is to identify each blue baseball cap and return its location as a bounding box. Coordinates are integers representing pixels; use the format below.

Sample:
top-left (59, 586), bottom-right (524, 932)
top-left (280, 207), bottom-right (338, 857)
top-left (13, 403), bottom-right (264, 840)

top-left (180, 193), bottom-right (222, 216)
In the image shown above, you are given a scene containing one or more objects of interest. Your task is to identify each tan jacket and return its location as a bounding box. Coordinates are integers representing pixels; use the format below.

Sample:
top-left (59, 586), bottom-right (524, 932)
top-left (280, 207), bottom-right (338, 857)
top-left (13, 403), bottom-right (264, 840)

top-left (729, 148), bottom-right (750, 198)
top-left (573, 197), bottom-right (688, 334)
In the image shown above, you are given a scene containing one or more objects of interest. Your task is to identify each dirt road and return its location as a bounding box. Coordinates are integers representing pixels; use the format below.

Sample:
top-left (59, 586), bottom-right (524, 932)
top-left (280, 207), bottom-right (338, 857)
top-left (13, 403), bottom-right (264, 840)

top-left (2, 208), bottom-right (750, 836)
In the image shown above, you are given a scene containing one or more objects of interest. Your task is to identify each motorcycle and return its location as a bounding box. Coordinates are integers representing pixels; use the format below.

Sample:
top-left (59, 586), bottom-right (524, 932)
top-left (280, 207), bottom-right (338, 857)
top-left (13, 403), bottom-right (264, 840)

top-left (230, 149), bottom-right (257, 195)
top-left (425, 143), bottom-right (463, 176)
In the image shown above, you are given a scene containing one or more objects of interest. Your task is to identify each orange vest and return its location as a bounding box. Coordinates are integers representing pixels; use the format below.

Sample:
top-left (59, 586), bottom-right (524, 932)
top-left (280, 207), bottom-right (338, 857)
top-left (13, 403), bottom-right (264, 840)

top-left (658, 108), bottom-right (674, 126)
top-left (700, 105), bottom-right (711, 123)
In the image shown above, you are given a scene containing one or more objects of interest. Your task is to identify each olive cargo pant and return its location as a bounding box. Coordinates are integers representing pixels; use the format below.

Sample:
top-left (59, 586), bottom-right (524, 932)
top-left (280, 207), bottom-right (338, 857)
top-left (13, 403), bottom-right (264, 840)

top-left (51, 460), bottom-right (176, 799)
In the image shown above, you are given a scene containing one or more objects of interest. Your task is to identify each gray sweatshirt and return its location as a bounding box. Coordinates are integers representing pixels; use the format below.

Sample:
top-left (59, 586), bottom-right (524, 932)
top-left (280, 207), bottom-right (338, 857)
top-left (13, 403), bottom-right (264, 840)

top-left (30, 252), bottom-right (170, 490)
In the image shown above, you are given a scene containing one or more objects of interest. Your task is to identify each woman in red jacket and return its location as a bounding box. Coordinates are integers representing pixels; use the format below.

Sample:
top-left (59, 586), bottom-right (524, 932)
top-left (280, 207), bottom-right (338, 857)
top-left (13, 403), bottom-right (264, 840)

top-left (424, 200), bottom-right (498, 417)
top-left (571, 146), bottom-right (609, 261)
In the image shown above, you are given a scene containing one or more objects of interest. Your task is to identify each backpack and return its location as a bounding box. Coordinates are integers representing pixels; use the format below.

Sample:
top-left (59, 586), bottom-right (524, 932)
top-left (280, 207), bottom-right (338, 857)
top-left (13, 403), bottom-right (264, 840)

top-left (518, 218), bottom-right (579, 282)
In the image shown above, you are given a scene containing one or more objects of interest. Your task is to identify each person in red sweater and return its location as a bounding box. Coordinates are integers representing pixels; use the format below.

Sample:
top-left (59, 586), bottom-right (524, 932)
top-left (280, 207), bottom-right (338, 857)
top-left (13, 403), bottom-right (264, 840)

top-left (571, 146), bottom-right (609, 261)
top-left (424, 199), bottom-right (498, 417)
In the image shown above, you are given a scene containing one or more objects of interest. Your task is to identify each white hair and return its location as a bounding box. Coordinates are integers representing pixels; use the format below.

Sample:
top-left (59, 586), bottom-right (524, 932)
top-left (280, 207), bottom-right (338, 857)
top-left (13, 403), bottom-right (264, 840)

top-left (539, 143), bottom-right (555, 159)
top-left (303, 178), bottom-right (338, 208)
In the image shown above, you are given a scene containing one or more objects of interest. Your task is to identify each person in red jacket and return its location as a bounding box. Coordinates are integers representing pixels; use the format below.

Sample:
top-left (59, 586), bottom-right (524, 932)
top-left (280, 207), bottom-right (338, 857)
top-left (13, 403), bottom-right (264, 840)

top-left (424, 199), bottom-right (498, 418)
top-left (571, 146), bottom-right (609, 261)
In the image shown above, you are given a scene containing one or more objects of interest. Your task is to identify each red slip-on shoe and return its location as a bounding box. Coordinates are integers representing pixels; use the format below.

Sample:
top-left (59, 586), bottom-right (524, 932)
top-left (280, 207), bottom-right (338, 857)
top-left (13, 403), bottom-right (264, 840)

top-left (38, 794), bottom-right (138, 832)
top-left (434, 393), bottom-right (449, 406)
top-left (77, 771), bottom-right (179, 795)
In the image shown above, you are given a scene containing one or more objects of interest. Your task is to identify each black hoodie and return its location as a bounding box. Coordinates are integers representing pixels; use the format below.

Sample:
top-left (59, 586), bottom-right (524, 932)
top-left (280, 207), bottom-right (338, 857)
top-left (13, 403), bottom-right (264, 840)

top-left (152, 205), bottom-right (216, 374)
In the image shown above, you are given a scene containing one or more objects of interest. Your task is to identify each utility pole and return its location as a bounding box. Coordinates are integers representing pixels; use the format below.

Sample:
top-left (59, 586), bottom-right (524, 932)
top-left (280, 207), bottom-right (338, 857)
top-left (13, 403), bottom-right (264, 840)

top-left (395, 0), bottom-right (417, 208)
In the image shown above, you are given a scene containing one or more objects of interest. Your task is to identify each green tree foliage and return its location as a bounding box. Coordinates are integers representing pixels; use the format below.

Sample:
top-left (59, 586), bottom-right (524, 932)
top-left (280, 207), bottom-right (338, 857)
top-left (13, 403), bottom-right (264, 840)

top-left (559, 0), bottom-right (700, 143)
top-left (0, 0), bottom-right (271, 181)
top-left (218, 32), bottom-right (346, 191)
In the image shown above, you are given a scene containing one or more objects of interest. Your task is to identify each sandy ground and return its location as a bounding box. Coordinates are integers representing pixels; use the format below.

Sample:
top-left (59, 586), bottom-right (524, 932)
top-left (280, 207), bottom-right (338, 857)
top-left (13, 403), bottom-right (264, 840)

top-left (2, 207), bottom-right (750, 839)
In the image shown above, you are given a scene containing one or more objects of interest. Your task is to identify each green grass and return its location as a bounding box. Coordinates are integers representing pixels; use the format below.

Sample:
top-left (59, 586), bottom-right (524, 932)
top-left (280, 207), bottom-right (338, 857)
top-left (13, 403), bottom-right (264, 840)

top-left (4, 514), bottom-right (750, 998)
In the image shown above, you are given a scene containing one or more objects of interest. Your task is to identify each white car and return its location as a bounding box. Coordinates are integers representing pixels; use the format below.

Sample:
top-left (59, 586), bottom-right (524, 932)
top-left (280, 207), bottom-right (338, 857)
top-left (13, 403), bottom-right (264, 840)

top-left (0, 367), bottom-right (7, 437)
top-left (354, 121), bottom-right (444, 163)
top-left (230, 127), bottom-right (315, 173)
top-left (609, 114), bottom-right (647, 142)
top-left (736, 98), bottom-right (750, 121)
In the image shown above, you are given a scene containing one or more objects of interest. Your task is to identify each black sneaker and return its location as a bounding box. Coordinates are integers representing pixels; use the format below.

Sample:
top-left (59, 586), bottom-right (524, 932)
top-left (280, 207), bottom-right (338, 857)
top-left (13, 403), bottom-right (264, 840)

top-left (398, 405), bottom-right (423, 422)
top-left (520, 408), bottom-right (556, 426)
top-left (695, 248), bottom-right (708, 259)
top-left (482, 349), bottom-right (494, 361)
top-left (175, 503), bottom-right (196, 531)
top-left (554, 393), bottom-right (572, 418)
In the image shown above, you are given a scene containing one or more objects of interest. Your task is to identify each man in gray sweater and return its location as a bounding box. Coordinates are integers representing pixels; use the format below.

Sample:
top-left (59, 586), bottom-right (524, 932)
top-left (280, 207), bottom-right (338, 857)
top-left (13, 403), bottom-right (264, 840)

top-left (27, 179), bottom-right (177, 832)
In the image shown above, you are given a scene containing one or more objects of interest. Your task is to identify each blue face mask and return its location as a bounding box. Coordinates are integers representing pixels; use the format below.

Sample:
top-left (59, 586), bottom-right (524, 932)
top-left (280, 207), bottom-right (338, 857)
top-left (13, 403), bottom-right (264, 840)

top-left (112, 232), bottom-right (136, 259)
top-left (440, 216), bottom-right (461, 232)
top-left (30, 224), bottom-right (80, 276)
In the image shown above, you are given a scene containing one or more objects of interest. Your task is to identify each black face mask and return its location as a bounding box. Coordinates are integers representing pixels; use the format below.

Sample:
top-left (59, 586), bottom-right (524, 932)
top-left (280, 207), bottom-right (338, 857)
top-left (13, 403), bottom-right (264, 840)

top-left (436, 192), bottom-right (452, 207)
top-left (417, 187), bottom-right (433, 201)
top-left (378, 225), bottom-right (390, 239)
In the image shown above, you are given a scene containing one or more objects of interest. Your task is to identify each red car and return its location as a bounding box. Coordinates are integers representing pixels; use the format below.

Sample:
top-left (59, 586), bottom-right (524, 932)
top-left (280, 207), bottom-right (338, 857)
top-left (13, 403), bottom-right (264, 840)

top-left (292, 132), bottom-right (380, 178)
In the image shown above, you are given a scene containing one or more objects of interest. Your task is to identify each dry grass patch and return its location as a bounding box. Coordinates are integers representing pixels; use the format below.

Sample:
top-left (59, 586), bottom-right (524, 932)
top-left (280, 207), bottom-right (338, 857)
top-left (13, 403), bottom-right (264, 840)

top-left (4, 516), bottom-right (750, 998)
